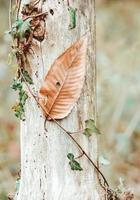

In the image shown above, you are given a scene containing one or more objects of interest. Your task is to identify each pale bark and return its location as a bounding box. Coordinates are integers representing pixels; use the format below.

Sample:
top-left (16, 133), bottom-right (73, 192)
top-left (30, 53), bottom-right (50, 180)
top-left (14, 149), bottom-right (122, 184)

top-left (17, 0), bottom-right (99, 199)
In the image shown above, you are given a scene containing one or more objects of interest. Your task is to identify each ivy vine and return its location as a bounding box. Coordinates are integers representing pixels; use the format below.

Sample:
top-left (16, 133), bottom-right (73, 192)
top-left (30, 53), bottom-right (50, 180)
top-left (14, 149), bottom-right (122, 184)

top-left (7, 1), bottom-right (127, 200)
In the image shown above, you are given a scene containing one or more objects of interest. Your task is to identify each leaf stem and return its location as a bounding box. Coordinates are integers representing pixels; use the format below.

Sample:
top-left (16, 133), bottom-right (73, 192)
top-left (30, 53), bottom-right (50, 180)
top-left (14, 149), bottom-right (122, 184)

top-left (75, 152), bottom-right (84, 159)
top-left (69, 129), bottom-right (84, 135)
top-left (44, 117), bottom-right (48, 134)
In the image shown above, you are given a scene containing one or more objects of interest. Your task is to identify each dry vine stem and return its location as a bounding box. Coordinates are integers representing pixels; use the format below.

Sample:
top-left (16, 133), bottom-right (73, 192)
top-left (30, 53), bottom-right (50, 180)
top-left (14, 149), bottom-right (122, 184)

top-left (10, 0), bottom-right (111, 197)
top-left (18, 66), bottom-right (109, 189)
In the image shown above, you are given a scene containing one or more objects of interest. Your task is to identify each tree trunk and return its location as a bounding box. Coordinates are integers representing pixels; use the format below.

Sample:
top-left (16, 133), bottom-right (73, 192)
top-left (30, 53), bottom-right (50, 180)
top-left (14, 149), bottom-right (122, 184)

top-left (17, 0), bottom-right (99, 199)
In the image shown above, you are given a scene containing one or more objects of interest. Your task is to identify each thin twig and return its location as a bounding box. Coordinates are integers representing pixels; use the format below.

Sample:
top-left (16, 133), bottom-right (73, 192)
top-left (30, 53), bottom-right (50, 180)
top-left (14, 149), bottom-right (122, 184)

top-left (23, 11), bottom-right (48, 21)
top-left (75, 152), bottom-right (84, 159)
top-left (33, 0), bottom-right (41, 7)
top-left (69, 129), bottom-right (84, 135)
top-left (9, 0), bottom-right (12, 31)
top-left (16, 0), bottom-right (21, 20)
top-left (44, 117), bottom-right (48, 134)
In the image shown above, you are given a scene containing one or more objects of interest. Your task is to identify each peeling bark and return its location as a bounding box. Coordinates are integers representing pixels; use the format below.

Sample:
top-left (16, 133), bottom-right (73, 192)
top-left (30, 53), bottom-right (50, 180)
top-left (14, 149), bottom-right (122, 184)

top-left (16, 0), bottom-right (99, 199)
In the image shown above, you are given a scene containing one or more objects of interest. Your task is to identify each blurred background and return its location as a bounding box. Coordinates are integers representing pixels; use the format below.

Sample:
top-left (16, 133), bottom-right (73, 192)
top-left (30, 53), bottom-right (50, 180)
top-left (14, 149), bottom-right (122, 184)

top-left (0, 0), bottom-right (140, 199)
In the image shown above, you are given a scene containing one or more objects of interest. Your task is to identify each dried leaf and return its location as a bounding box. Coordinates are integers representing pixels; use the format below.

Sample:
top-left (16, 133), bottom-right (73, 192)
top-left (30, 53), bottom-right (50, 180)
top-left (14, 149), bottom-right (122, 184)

top-left (39, 36), bottom-right (87, 119)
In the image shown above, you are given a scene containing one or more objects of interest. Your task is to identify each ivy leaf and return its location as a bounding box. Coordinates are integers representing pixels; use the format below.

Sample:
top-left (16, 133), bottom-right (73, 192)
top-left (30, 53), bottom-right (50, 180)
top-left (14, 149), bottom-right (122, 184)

top-left (23, 70), bottom-right (33, 84)
top-left (83, 119), bottom-right (101, 137)
top-left (83, 128), bottom-right (94, 137)
top-left (18, 19), bottom-right (31, 40)
top-left (68, 7), bottom-right (77, 30)
top-left (99, 155), bottom-right (110, 166)
top-left (69, 160), bottom-right (83, 171)
top-left (12, 103), bottom-right (25, 120)
top-left (11, 19), bottom-right (24, 38)
top-left (11, 79), bottom-right (22, 91)
top-left (11, 18), bottom-right (31, 40)
top-left (19, 90), bottom-right (28, 105)
top-left (11, 78), bottom-right (28, 120)
top-left (67, 153), bottom-right (83, 171)
top-left (67, 153), bottom-right (74, 160)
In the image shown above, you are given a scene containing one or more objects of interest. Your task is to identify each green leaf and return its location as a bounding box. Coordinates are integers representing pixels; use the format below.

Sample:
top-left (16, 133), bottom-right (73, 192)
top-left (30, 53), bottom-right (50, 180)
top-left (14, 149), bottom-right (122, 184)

top-left (69, 160), bottom-right (83, 171)
top-left (11, 18), bottom-right (31, 40)
top-left (67, 153), bottom-right (74, 160)
top-left (83, 119), bottom-right (101, 137)
top-left (23, 70), bottom-right (33, 84)
top-left (67, 153), bottom-right (83, 171)
top-left (99, 155), bottom-right (110, 166)
top-left (18, 19), bottom-right (31, 40)
top-left (83, 128), bottom-right (94, 137)
top-left (11, 79), bottom-right (22, 91)
top-left (12, 103), bottom-right (25, 120)
top-left (11, 78), bottom-right (28, 120)
top-left (68, 7), bottom-right (76, 30)
top-left (19, 90), bottom-right (28, 105)
top-left (11, 19), bottom-right (24, 38)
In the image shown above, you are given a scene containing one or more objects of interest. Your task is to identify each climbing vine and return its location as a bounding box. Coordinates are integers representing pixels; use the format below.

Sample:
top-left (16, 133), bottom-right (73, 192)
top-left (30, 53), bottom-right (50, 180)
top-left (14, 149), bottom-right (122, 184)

top-left (8, 1), bottom-right (133, 200)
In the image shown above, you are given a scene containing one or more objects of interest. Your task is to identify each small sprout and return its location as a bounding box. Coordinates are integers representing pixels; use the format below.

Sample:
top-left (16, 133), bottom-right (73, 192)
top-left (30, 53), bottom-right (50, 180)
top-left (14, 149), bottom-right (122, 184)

top-left (67, 153), bottom-right (83, 171)
top-left (68, 7), bottom-right (77, 30)
top-left (83, 119), bottom-right (101, 137)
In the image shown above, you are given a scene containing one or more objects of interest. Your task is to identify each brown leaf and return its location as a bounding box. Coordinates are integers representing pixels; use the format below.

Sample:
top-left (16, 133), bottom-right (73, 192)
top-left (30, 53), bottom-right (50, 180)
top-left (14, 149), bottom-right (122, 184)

top-left (39, 36), bottom-right (87, 119)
